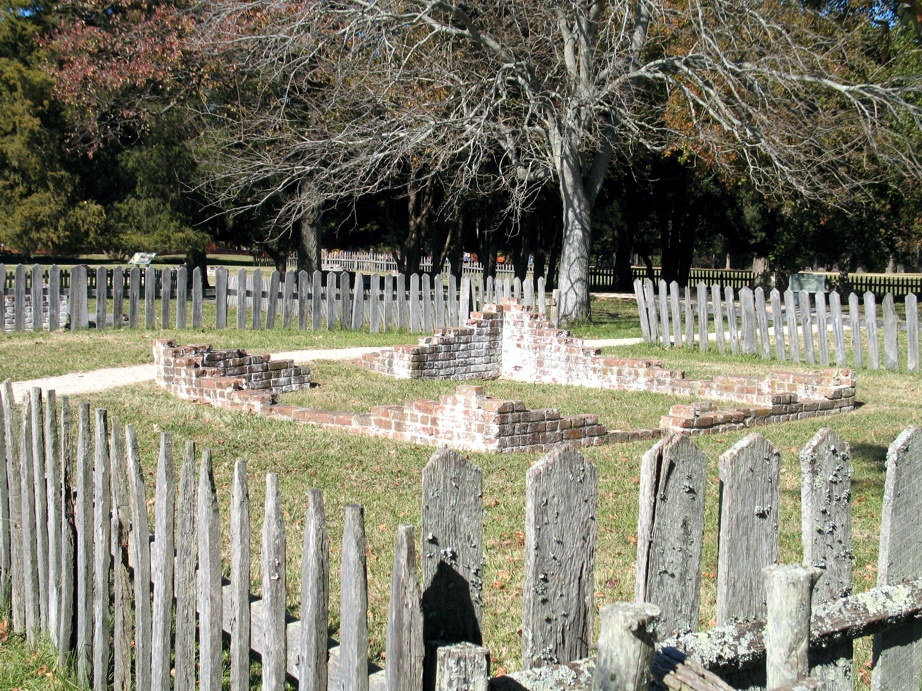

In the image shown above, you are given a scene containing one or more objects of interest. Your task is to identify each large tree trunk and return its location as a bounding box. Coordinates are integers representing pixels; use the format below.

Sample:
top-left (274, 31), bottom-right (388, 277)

top-left (556, 136), bottom-right (593, 325)
top-left (297, 183), bottom-right (323, 275)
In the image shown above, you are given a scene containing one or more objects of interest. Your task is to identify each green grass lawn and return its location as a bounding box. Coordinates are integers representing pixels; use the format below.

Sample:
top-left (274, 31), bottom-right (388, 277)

top-left (1, 305), bottom-right (920, 687)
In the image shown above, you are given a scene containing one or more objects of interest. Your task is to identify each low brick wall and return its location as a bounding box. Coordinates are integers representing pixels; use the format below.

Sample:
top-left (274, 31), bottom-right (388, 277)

top-left (153, 340), bottom-right (311, 412)
top-left (3, 294), bottom-right (69, 332)
top-left (262, 385), bottom-right (609, 453)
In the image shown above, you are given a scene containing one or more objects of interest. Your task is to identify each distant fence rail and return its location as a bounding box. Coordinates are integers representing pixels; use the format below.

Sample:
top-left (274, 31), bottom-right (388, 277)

top-left (1, 263), bottom-right (558, 333)
top-left (2, 384), bottom-right (920, 689)
top-left (635, 278), bottom-right (921, 373)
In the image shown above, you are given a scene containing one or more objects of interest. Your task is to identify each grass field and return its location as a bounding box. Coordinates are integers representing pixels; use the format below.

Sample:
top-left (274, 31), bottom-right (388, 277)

top-left (0, 303), bottom-right (920, 688)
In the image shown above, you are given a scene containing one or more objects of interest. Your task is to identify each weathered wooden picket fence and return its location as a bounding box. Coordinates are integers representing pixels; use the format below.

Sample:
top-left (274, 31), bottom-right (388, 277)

top-left (1, 263), bottom-right (555, 334)
top-left (635, 278), bottom-right (922, 373)
top-left (1, 380), bottom-right (920, 689)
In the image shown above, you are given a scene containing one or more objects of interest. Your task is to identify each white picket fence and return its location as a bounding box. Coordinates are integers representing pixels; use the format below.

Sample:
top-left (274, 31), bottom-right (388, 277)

top-left (635, 278), bottom-right (921, 372)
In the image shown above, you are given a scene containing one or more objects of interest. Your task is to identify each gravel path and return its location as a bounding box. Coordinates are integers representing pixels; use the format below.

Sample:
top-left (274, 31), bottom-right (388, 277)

top-left (10, 337), bottom-right (643, 400)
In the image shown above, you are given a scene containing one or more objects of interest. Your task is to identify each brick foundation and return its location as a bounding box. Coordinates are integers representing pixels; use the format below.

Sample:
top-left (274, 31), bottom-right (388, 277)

top-left (153, 340), bottom-right (312, 412)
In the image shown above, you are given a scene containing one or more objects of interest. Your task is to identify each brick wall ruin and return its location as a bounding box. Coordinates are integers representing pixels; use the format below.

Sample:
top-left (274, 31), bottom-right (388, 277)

top-left (3, 294), bottom-right (69, 332)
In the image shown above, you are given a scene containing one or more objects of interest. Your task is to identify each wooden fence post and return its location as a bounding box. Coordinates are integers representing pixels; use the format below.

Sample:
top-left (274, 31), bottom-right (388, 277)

top-left (14, 265), bottom-right (25, 332)
top-left (764, 564), bottom-right (822, 689)
top-left (74, 403), bottom-right (92, 683)
top-left (717, 434), bottom-right (780, 627)
top-left (386, 524), bottom-right (425, 691)
top-left (192, 267), bottom-right (203, 328)
top-left (299, 488), bottom-right (329, 691)
top-left (174, 442), bottom-right (197, 690)
top-left (635, 435), bottom-right (707, 637)
top-left (112, 266), bottom-right (124, 329)
top-left (1, 382), bottom-right (23, 632)
top-left (237, 268), bottom-right (248, 330)
top-left (907, 294), bottom-right (919, 373)
top-left (370, 273), bottom-right (381, 333)
top-left (44, 391), bottom-right (61, 647)
top-left (799, 291), bottom-right (816, 365)
top-left (341, 504), bottom-right (369, 691)
top-left (410, 274), bottom-right (421, 332)
top-left (883, 293), bottom-right (899, 371)
top-left (56, 396), bottom-right (74, 666)
top-left (644, 279), bottom-right (659, 344)
top-left (724, 286), bottom-right (739, 354)
top-left (801, 427), bottom-right (853, 688)
top-left (29, 389), bottom-right (48, 633)
top-left (773, 287), bottom-right (789, 360)
top-left (697, 282), bottom-right (708, 352)
top-left (252, 269), bottom-right (264, 330)
top-left (325, 272), bottom-right (337, 330)
top-left (659, 280), bottom-right (671, 346)
top-left (92, 408), bottom-right (111, 691)
top-left (230, 459), bottom-right (251, 691)
top-left (161, 269), bottom-right (172, 330)
top-left (0, 391), bottom-right (9, 617)
top-left (712, 284), bottom-right (725, 353)
top-left (816, 292), bottom-right (830, 366)
top-left (109, 420), bottom-right (131, 691)
top-left (865, 291), bottom-right (879, 369)
top-left (396, 273), bottom-right (407, 330)
top-left (739, 287), bottom-right (757, 355)
top-left (755, 287), bottom-right (771, 358)
top-left (126, 425), bottom-right (152, 689)
top-left (216, 267), bottom-right (228, 329)
top-left (19, 399), bottom-right (39, 645)
top-left (872, 426), bottom-right (922, 689)
top-left (95, 266), bottom-right (107, 330)
top-left (75, 265), bottom-right (89, 330)
top-left (199, 450), bottom-right (223, 691)
top-left (785, 289), bottom-right (800, 363)
top-left (151, 433), bottom-right (174, 691)
top-left (670, 281), bottom-right (683, 347)
top-left (352, 273), bottom-right (365, 330)
top-left (593, 602), bottom-right (660, 691)
top-left (176, 266), bottom-right (188, 330)
top-left (262, 472), bottom-right (287, 690)
top-left (283, 269), bottom-right (295, 329)
top-left (523, 445), bottom-right (597, 668)
top-left (145, 266), bottom-right (156, 329)
top-left (340, 271), bottom-right (352, 330)
top-left (299, 270), bottom-right (310, 331)
top-left (849, 292), bottom-right (862, 369)
top-left (435, 643), bottom-right (489, 691)
top-left (684, 285), bottom-right (695, 347)
top-left (422, 273), bottom-right (433, 332)
top-left (635, 279), bottom-right (650, 343)
top-left (30, 265), bottom-right (42, 333)
top-left (265, 270), bottom-right (281, 329)
top-left (382, 274), bottom-right (394, 331)
top-left (48, 265), bottom-right (61, 331)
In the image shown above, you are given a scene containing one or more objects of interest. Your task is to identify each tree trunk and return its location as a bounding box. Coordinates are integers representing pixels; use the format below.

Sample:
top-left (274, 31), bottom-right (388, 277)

top-left (185, 248), bottom-right (209, 288)
top-left (556, 138), bottom-right (593, 325)
top-left (296, 184), bottom-right (323, 275)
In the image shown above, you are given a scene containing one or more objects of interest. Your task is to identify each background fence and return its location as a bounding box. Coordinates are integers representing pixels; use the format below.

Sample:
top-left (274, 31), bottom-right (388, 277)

top-left (1, 263), bottom-right (557, 334)
top-left (635, 278), bottom-right (921, 374)
top-left (2, 383), bottom-right (920, 689)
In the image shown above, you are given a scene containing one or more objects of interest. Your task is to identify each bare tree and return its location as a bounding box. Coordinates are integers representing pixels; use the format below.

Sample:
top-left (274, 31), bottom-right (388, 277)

top-left (194, 0), bottom-right (922, 324)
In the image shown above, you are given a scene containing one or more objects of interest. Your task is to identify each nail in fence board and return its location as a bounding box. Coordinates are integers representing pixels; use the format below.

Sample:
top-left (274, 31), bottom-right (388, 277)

top-left (865, 292), bottom-right (880, 369)
top-left (230, 460), bottom-right (251, 691)
top-left (716, 434), bottom-right (780, 626)
top-left (799, 291), bottom-right (815, 365)
top-left (192, 267), bottom-right (203, 328)
top-left (697, 283), bottom-right (708, 352)
top-left (262, 473), bottom-right (287, 689)
top-left (907, 294), bottom-right (920, 372)
top-left (341, 504), bottom-right (369, 691)
top-left (785, 289), bottom-right (800, 363)
top-left (145, 266), bottom-right (156, 329)
top-left (49, 265), bottom-right (61, 331)
top-left (215, 267), bottom-right (227, 329)
top-left (635, 435), bottom-right (707, 637)
top-left (174, 442), bottom-right (197, 690)
top-left (161, 269), bottom-right (172, 330)
top-left (176, 266), bottom-right (188, 330)
top-left (31, 264), bottom-right (41, 333)
top-left (252, 269), bottom-right (263, 330)
top-left (265, 270), bottom-right (280, 329)
top-left (849, 292), bottom-right (862, 368)
top-left (199, 450), bottom-right (223, 691)
top-left (299, 489), bottom-right (329, 691)
top-left (755, 287), bottom-right (771, 359)
top-left (92, 408), bottom-right (111, 691)
top-left (95, 266), bottom-right (107, 330)
top-left (386, 524), bottom-right (425, 690)
top-left (883, 293), bottom-right (899, 371)
top-left (712, 284), bottom-right (725, 353)
top-left (421, 449), bottom-right (484, 646)
top-left (816, 291), bottom-right (829, 366)
top-left (872, 426), bottom-right (922, 689)
top-left (724, 286), bottom-right (739, 354)
top-left (236, 268), bottom-right (248, 330)
top-left (523, 446), bottom-right (597, 669)
top-left (801, 427), bottom-right (853, 689)
top-left (151, 433), bottom-right (174, 691)
top-left (112, 267), bottom-right (124, 329)
top-left (739, 287), bottom-right (756, 355)
top-left (126, 425), bottom-right (152, 689)
top-left (74, 404), bottom-right (92, 683)
top-left (829, 291), bottom-right (846, 366)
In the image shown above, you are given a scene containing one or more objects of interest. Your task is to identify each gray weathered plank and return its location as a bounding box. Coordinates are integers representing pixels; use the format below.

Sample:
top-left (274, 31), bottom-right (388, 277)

top-left (659, 280), bottom-right (671, 346)
top-left (872, 425), bottom-right (922, 690)
top-left (14, 264), bottom-right (25, 331)
top-left (865, 291), bottom-right (880, 369)
top-left (594, 602), bottom-right (660, 691)
top-left (92, 408), bottom-right (111, 691)
top-left (410, 274), bottom-right (421, 333)
top-left (128, 266), bottom-right (140, 328)
top-left (252, 268), bottom-right (264, 329)
top-left (230, 459), bottom-right (251, 691)
top-left (422, 273), bottom-right (433, 332)
top-left (56, 396), bottom-right (74, 665)
top-left (369, 273), bottom-right (381, 333)
top-left (48, 265), bottom-right (61, 331)
top-left (684, 286), bottom-right (694, 349)
top-left (19, 399), bottom-right (40, 644)
top-left (262, 472), bottom-right (287, 690)
top-left (447, 274), bottom-right (458, 326)
top-left (74, 403), bottom-right (92, 682)
top-left (670, 281), bottom-right (683, 347)
top-left (697, 283), bottom-right (708, 352)
top-left (109, 419), bottom-right (131, 691)
top-left (44, 390), bottom-right (61, 646)
top-left (636, 435), bottom-right (708, 637)
top-left (386, 524), bottom-right (424, 690)
top-left (1, 382), bottom-right (23, 631)
top-left (95, 266), bottom-right (107, 330)
top-left (161, 268), bottom-right (172, 329)
top-left (299, 488), bottom-right (329, 691)
top-left (312, 270), bottom-right (323, 330)
top-left (800, 427), bottom-right (853, 688)
top-left (717, 434), bottom-right (780, 625)
top-left (725, 286), bottom-right (739, 354)
top-left (352, 273), bottom-right (365, 330)
top-left (126, 425), bottom-right (152, 689)
top-left (712, 284), bottom-right (725, 353)
top-left (644, 279), bottom-right (659, 344)
top-left (764, 565), bottom-right (822, 690)
top-left (192, 266), bottom-right (204, 328)
top-left (883, 293), bottom-right (899, 371)
top-left (30, 264), bottom-right (42, 332)
top-left (421, 449), bottom-right (484, 645)
top-left (798, 291), bottom-right (815, 365)
top-left (299, 270), bottom-right (311, 331)
top-left (151, 433), bottom-right (175, 691)
top-left (0, 389), bottom-right (10, 617)
top-left (28, 389), bottom-right (48, 632)
top-left (283, 269), bottom-right (295, 329)
top-left (755, 287), bottom-right (771, 359)
top-left (523, 445), bottom-right (597, 669)
top-left (237, 268), bottom-right (248, 330)
top-left (829, 291), bottom-right (846, 366)
top-left (199, 449), bottom-right (223, 691)
top-left (739, 287), bottom-right (757, 355)
top-left (785, 289), bottom-right (800, 363)
top-left (908, 294), bottom-right (920, 372)
top-left (112, 266), bottom-right (124, 329)
top-left (635, 279), bottom-right (650, 343)
top-left (339, 271), bottom-right (352, 330)
top-left (383, 274), bottom-right (394, 331)
top-left (216, 266), bottom-right (228, 328)
top-left (816, 292), bottom-right (829, 366)
top-left (176, 265), bottom-right (188, 329)
top-left (437, 643), bottom-right (489, 691)
top-left (326, 272), bottom-right (337, 330)
top-left (849, 292), bottom-right (862, 368)
top-left (341, 504), bottom-right (369, 691)
top-left (145, 266), bottom-right (156, 328)
top-left (174, 441), bottom-right (198, 691)
top-left (265, 270), bottom-right (281, 329)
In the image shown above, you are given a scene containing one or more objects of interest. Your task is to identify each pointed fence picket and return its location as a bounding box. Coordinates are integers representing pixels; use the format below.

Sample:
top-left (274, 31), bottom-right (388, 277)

top-left (636, 278), bottom-right (922, 373)
top-left (2, 384), bottom-right (921, 689)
